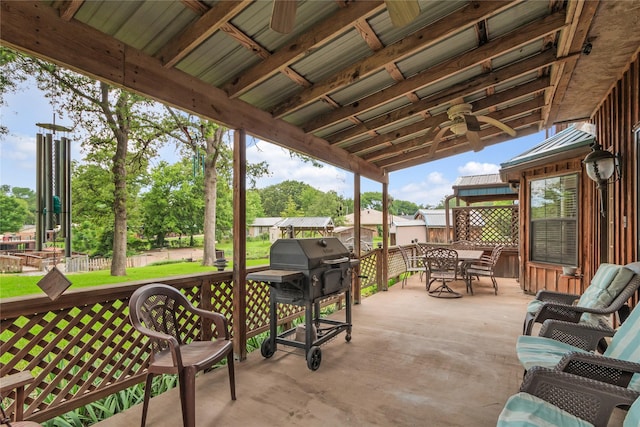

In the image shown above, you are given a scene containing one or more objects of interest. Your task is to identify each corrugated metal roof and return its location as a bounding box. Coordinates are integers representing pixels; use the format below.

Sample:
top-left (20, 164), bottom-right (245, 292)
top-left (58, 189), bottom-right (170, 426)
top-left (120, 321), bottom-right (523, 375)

top-left (453, 174), bottom-right (504, 187)
top-left (394, 220), bottom-right (426, 227)
top-left (500, 125), bottom-right (595, 168)
top-left (277, 217), bottom-right (334, 228)
top-left (251, 217), bottom-right (282, 227)
top-left (415, 209), bottom-right (453, 227)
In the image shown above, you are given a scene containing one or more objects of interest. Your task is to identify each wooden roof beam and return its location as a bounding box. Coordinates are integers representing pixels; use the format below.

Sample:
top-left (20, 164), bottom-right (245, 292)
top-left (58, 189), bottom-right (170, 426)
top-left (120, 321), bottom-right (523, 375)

top-left (224, 1), bottom-right (386, 98)
top-left (381, 114), bottom-right (542, 171)
top-left (344, 77), bottom-right (550, 154)
top-left (156, 0), bottom-right (253, 68)
top-left (272, 0), bottom-right (516, 118)
top-left (0, 1), bottom-right (387, 183)
top-left (303, 10), bottom-right (566, 133)
top-left (363, 97), bottom-right (545, 162)
top-left (324, 50), bottom-right (558, 145)
top-left (546, 0), bottom-right (599, 125)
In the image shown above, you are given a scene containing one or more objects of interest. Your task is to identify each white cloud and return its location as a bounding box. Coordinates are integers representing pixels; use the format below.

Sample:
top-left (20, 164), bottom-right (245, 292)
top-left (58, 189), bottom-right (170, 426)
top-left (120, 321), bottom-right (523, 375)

top-left (392, 171), bottom-right (453, 207)
top-left (246, 141), bottom-right (349, 193)
top-left (457, 161), bottom-right (500, 176)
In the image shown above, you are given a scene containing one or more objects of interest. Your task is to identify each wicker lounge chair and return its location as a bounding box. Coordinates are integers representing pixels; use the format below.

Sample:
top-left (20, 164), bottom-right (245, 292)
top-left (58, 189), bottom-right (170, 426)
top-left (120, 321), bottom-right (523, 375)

top-left (516, 300), bottom-right (640, 392)
top-left (497, 367), bottom-right (640, 427)
top-left (522, 262), bottom-right (640, 335)
top-left (129, 283), bottom-right (236, 427)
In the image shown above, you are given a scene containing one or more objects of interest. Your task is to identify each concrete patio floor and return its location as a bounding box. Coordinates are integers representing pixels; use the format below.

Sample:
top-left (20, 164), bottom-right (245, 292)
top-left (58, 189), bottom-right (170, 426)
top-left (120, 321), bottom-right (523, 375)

top-left (96, 275), bottom-right (533, 427)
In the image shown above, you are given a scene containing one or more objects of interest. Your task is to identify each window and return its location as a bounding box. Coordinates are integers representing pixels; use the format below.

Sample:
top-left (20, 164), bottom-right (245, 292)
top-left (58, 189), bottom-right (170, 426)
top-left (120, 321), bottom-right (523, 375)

top-left (530, 174), bottom-right (578, 265)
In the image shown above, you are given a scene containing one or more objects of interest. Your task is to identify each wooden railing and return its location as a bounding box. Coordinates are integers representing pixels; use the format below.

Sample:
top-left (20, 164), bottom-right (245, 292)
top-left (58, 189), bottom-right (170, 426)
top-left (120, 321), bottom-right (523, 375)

top-left (0, 247), bottom-right (411, 423)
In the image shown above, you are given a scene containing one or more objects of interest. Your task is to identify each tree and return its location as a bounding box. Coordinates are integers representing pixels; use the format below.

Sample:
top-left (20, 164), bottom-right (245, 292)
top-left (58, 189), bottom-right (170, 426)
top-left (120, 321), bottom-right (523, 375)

top-left (163, 112), bottom-right (268, 265)
top-left (391, 199), bottom-right (420, 216)
top-left (259, 181), bottom-right (315, 217)
top-left (361, 192), bottom-right (383, 211)
top-left (5, 50), bottom-right (176, 275)
top-left (0, 193), bottom-right (30, 232)
top-left (280, 196), bottom-right (304, 217)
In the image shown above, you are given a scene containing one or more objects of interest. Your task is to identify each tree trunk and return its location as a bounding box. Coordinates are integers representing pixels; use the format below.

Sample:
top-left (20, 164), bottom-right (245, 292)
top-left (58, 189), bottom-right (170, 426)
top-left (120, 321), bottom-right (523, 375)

top-left (110, 133), bottom-right (128, 276)
top-left (202, 128), bottom-right (223, 266)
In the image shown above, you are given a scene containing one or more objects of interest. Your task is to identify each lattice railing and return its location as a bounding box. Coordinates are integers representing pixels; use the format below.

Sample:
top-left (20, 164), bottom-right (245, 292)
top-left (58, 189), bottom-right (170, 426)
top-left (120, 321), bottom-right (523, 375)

top-left (1, 249), bottom-right (407, 423)
top-left (452, 206), bottom-right (519, 247)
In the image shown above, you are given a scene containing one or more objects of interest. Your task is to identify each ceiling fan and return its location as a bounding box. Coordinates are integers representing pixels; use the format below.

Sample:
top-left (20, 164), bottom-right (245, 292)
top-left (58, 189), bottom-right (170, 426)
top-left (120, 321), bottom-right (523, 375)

top-left (430, 103), bottom-right (517, 154)
top-left (270, 0), bottom-right (420, 34)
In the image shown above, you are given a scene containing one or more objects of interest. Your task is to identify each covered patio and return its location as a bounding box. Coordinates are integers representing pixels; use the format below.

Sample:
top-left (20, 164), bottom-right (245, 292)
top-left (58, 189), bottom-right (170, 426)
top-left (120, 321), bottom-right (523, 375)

top-left (95, 275), bottom-right (531, 427)
top-left (1, 1), bottom-right (639, 425)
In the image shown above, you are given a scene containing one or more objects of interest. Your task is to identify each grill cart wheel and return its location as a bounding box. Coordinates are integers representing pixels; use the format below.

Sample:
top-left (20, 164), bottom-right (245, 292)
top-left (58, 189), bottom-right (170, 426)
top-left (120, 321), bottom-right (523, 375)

top-left (345, 333), bottom-right (352, 342)
top-left (261, 337), bottom-right (275, 358)
top-left (306, 346), bottom-right (322, 371)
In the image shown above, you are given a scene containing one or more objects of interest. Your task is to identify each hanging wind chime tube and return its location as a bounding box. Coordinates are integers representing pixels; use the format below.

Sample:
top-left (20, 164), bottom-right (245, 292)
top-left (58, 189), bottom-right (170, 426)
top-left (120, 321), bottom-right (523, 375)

top-left (35, 122), bottom-right (73, 256)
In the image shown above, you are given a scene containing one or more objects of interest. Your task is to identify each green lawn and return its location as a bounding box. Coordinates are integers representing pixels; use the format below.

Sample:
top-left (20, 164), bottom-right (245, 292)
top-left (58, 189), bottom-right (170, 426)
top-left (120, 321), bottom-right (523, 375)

top-left (0, 258), bottom-right (269, 299)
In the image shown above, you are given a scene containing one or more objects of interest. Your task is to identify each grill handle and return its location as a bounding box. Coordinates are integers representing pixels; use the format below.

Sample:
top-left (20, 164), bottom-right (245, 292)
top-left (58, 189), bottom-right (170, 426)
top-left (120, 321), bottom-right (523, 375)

top-left (322, 257), bottom-right (350, 265)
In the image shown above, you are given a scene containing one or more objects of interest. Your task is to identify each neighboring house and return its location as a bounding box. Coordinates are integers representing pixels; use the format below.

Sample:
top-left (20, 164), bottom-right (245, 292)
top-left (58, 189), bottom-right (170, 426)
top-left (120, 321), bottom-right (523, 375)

top-left (500, 124), bottom-right (595, 294)
top-left (332, 226), bottom-right (374, 252)
top-left (344, 209), bottom-right (385, 236)
top-left (248, 217), bottom-right (282, 238)
top-left (414, 209), bottom-right (454, 243)
top-left (393, 219), bottom-right (427, 246)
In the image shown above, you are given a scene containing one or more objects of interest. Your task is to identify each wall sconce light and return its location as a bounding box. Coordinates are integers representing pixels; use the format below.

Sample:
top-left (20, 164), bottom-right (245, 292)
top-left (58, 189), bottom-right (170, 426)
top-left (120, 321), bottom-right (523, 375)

top-left (583, 142), bottom-right (622, 216)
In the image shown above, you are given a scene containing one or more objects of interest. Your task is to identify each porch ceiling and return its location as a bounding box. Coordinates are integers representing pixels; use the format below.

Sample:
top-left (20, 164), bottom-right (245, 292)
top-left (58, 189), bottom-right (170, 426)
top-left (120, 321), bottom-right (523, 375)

top-left (2, 1), bottom-right (639, 184)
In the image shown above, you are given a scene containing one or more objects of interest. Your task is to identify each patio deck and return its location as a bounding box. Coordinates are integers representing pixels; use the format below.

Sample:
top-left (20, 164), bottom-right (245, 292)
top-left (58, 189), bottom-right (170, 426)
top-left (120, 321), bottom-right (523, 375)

top-left (96, 275), bottom-right (532, 427)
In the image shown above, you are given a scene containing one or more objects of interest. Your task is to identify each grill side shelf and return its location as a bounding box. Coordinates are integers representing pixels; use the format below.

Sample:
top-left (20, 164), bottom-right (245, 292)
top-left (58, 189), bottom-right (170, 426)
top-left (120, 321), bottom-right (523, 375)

top-left (246, 270), bottom-right (305, 283)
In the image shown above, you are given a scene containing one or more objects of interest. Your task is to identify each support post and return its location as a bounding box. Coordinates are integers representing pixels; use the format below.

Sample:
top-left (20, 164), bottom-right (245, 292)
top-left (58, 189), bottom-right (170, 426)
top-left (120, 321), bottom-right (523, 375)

top-left (382, 182), bottom-right (389, 290)
top-left (353, 174), bottom-right (361, 304)
top-left (232, 129), bottom-right (247, 361)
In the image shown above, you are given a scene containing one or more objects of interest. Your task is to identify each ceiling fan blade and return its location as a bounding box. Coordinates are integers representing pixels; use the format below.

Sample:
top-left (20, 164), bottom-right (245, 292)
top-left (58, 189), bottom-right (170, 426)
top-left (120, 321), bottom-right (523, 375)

top-left (476, 115), bottom-right (517, 136)
top-left (466, 130), bottom-right (482, 152)
top-left (271, 0), bottom-right (297, 34)
top-left (463, 114), bottom-right (481, 132)
top-left (386, 0), bottom-right (420, 27)
top-left (430, 126), bottom-right (450, 156)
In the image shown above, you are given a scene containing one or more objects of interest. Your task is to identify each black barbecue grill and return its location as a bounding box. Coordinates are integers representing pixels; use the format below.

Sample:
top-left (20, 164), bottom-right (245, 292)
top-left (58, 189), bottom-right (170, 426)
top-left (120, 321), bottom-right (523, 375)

top-left (247, 238), bottom-right (358, 370)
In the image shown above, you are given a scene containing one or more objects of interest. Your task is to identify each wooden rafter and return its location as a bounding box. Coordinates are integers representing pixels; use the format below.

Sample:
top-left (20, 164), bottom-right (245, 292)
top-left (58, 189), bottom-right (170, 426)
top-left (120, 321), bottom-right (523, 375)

top-left (303, 11), bottom-right (567, 133)
top-left (271, 1), bottom-right (518, 118)
top-left (224, 1), bottom-right (386, 98)
top-left (324, 50), bottom-right (559, 145)
top-left (0, 1), bottom-right (386, 183)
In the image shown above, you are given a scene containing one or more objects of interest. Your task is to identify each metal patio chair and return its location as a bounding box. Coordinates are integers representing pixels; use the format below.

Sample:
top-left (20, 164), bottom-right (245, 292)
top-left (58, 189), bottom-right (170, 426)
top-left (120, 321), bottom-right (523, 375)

top-left (464, 244), bottom-right (504, 295)
top-left (397, 245), bottom-right (425, 288)
top-left (425, 247), bottom-right (461, 298)
top-left (129, 283), bottom-right (236, 427)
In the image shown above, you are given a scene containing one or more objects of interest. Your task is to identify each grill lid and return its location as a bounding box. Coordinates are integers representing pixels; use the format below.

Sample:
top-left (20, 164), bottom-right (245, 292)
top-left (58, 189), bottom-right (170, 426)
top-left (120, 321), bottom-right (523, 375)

top-left (269, 238), bottom-right (350, 271)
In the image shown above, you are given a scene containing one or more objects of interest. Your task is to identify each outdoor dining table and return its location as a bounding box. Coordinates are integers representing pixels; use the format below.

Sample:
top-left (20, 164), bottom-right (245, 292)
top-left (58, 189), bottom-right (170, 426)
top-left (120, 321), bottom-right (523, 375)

top-left (423, 249), bottom-right (485, 297)
top-left (455, 249), bottom-right (486, 294)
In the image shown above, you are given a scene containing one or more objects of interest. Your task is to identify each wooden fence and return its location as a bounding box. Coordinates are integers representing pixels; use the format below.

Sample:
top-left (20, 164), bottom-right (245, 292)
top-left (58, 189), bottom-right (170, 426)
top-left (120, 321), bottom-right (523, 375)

top-left (0, 247), bottom-right (413, 423)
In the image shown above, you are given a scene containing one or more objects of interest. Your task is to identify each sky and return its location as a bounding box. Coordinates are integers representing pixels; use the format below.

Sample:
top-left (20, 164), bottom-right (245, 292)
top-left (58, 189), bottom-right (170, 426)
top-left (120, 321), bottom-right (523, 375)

top-left (1, 81), bottom-right (546, 208)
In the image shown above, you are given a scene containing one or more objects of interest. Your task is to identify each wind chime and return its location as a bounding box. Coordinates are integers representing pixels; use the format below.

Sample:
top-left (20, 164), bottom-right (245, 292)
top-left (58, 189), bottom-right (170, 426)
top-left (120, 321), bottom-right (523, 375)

top-left (35, 122), bottom-right (72, 258)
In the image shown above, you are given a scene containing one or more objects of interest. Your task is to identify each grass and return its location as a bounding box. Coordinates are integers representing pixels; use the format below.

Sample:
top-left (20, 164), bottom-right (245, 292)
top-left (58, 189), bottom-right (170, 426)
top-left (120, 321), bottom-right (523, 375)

top-left (0, 258), bottom-right (269, 299)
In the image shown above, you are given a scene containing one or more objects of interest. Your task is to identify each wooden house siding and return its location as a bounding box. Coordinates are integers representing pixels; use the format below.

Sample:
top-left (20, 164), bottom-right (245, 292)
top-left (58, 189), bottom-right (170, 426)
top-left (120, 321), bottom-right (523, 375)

top-left (518, 50), bottom-right (639, 303)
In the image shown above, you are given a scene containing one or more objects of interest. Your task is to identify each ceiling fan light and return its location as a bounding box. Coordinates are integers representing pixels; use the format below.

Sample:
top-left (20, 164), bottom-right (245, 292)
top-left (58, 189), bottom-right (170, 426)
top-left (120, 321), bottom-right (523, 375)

top-left (450, 122), bottom-right (467, 136)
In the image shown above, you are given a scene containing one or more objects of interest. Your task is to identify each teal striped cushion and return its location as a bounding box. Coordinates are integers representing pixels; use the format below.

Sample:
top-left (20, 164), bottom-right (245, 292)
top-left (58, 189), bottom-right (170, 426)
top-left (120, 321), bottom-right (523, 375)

top-left (580, 266), bottom-right (634, 326)
top-left (604, 301), bottom-right (640, 391)
top-left (516, 335), bottom-right (587, 371)
top-left (625, 398), bottom-right (640, 427)
top-left (576, 263), bottom-right (622, 307)
top-left (497, 392), bottom-right (593, 427)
